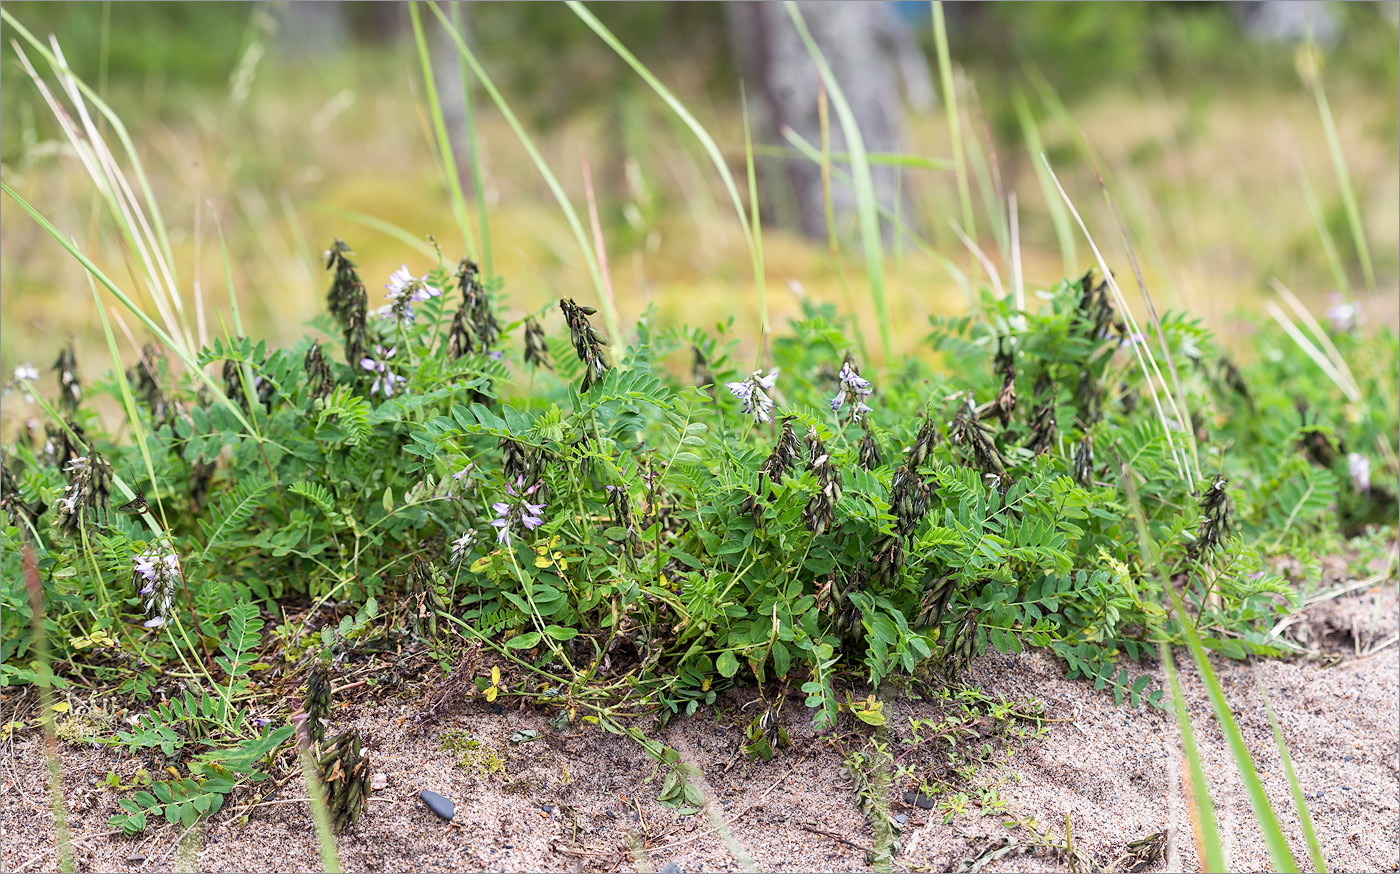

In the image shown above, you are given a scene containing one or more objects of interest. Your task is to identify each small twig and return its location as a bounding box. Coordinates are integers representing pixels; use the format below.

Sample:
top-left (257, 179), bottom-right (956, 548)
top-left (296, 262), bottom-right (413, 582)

top-left (800, 821), bottom-right (870, 853)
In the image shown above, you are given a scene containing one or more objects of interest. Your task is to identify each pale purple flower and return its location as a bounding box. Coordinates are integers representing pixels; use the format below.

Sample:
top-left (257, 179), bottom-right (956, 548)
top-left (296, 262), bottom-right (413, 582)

top-left (1347, 452), bottom-right (1371, 494)
top-left (359, 345), bottom-right (406, 397)
top-left (13, 363), bottom-right (38, 382)
top-left (1325, 293), bottom-right (1357, 333)
top-left (726, 369), bottom-right (779, 424)
top-left (378, 265), bottom-right (441, 324)
top-left (830, 361), bottom-right (873, 422)
top-left (451, 529), bottom-right (478, 565)
top-left (1120, 331), bottom-right (1147, 347)
top-left (133, 547), bottom-right (180, 628)
top-left (605, 466), bottom-right (628, 496)
top-left (490, 477), bottom-right (546, 545)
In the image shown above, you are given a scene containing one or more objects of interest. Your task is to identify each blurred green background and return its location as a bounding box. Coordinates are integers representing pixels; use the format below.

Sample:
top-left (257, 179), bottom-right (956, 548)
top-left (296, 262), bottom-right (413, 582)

top-left (2, 1), bottom-right (1396, 394)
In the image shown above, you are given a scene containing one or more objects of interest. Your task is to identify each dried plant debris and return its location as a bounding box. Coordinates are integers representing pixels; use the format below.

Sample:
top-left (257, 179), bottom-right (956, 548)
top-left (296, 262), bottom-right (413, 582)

top-left (318, 731), bottom-right (371, 834)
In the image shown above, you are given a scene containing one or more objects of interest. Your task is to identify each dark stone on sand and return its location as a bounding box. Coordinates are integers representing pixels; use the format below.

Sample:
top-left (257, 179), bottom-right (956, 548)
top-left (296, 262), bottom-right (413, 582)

top-left (541, 803), bottom-right (554, 813)
top-left (659, 863), bottom-right (684, 874)
top-left (491, 702), bottom-right (504, 714)
top-left (420, 789), bottom-right (455, 821)
top-left (903, 791), bottom-right (935, 809)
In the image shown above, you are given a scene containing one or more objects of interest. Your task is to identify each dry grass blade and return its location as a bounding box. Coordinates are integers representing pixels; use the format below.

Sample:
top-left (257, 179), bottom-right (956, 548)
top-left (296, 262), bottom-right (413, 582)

top-left (1041, 154), bottom-right (1197, 490)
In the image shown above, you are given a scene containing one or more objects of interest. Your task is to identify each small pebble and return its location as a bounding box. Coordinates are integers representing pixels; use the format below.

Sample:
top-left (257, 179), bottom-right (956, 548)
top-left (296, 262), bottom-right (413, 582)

top-left (126, 852), bottom-right (147, 865)
top-left (420, 789), bottom-right (455, 821)
top-left (659, 863), bottom-right (684, 874)
top-left (491, 702), bottom-right (504, 714)
top-left (903, 791), bottom-right (935, 810)
top-left (895, 814), bottom-right (908, 825)
top-left (541, 803), bottom-right (554, 814)
top-left (371, 772), bottom-right (388, 792)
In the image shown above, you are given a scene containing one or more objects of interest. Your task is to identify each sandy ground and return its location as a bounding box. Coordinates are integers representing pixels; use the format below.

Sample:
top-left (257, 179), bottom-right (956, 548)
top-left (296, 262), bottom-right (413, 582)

top-left (2, 577), bottom-right (1396, 874)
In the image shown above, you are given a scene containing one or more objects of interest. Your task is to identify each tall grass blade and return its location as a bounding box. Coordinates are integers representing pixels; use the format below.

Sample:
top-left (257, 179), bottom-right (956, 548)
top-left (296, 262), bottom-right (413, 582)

top-left (2, 182), bottom-right (258, 438)
top-left (409, 1), bottom-right (477, 262)
top-left (1012, 90), bottom-right (1076, 273)
top-left (785, 1), bottom-right (892, 362)
top-left (932, 1), bottom-right (974, 238)
top-left (1122, 462), bottom-right (1302, 874)
top-left (426, 1), bottom-right (619, 342)
top-left (1254, 667), bottom-right (1328, 872)
top-left (740, 85), bottom-right (771, 359)
top-left (1161, 640), bottom-right (1226, 872)
top-left (1305, 38), bottom-right (1375, 295)
top-left (563, 1), bottom-right (761, 335)
top-left (1295, 159), bottom-right (1352, 299)
top-left (23, 548), bottom-right (75, 874)
top-left (1040, 156), bottom-right (1197, 490)
top-left (450, 0), bottom-right (494, 279)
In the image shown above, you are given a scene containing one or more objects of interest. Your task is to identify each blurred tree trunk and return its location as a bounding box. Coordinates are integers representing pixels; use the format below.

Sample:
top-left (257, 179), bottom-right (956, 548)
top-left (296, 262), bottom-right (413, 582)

top-left (729, 1), bottom-right (928, 243)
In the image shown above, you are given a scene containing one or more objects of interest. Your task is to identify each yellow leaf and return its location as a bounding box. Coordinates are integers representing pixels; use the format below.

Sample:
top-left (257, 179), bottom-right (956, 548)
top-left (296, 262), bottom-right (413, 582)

top-left (469, 555), bottom-right (492, 573)
top-left (548, 535), bottom-right (561, 549)
top-left (535, 555), bottom-right (552, 568)
top-left (50, 702), bottom-right (70, 714)
top-left (485, 686), bottom-right (498, 703)
top-left (491, 666), bottom-right (501, 685)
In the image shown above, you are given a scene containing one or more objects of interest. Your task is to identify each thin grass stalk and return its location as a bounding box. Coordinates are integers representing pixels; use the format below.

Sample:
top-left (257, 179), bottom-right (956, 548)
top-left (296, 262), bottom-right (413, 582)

top-left (451, 0), bottom-right (493, 280)
top-left (305, 203), bottom-right (437, 257)
top-left (1263, 302), bottom-right (1359, 404)
top-left (1122, 464), bottom-right (1302, 873)
top-left (580, 149), bottom-right (621, 337)
top-left (564, 1), bottom-right (756, 262)
top-left (1041, 156), bottom-right (1197, 491)
top-left (38, 34), bottom-right (192, 349)
top-left (779, 126), bottom-right (974, 310)
top-left (296, 742), bottom-right (343, 873)
top-left (1305, 37), bottom-right (1375, 296)
top-left (9, 42), bottom-right (188, 352)
top-left (2, 183), bottom-right (259, 441)
top-left (1269, 280), bottom-right (1360, 398)
top-left (1086, 142), bottom-right (1202, 478)
top-left (1294, 156), bottom-right (1353, 299)
top-left (2, 12), bottom-right (177, 269)
top-left (785, 1), bottom-right (892, 362)
top-left (932, 1), bottom-right (974, 238)
top-left (89, 277), bottom-right (168, 527)
top-left (23, 548), bottom-right (75, 874)
top-left (1012, 90), bottom-right (1076, 274)
top-left (812, 87), bottom-right (870, 363)
top-left (426, 1), bottom-right (618, 342)
top-left (1009, 194), bottom-right (1024, 312)
top-left (950, 221), bottom-right (1003, 299)
top-left (1254, 666), bottom-right (1328, 873)
top-left (409, 1), bottom-right (477, 262)
top-left (740, 85), bottom-right (771, 363)
top-left (751, 145), bottom-right (951, 169)
top-left (1160, 640), bottom-right (1225, 871)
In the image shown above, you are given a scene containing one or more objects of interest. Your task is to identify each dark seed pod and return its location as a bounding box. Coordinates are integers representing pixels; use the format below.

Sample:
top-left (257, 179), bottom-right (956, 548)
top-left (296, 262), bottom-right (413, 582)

top-left (324, 240), bottom-right (369, 368)
top-left (939, 609), bottom-right (981, 679)
top-left (888, 464), bottom-right (930, 539)
top-left (1073, 433), bottom-right (1095, 486)
top-left (43, 420), bottom-right (85, 470)
top-left (870, 533), bottom-right (905, 586)
top-left (913, 571), bottom-right (957, 631)
top-left (405, 558), bottom-right (448, 643)
top-left (991, 338), bottom-right (1017, 427)
top-left (53, 342), bottom-right (82, 415)
top-left (857, 420), bottom-right (883, 470)
top-left (304, 663), bottom-right (332, 745)
top-left (523, 317), bottom-right (552, 370)
top-left (500, 437), bottom-right (539, 486)
top-left (1074, 369), bottom-right (1102, 428)
top-left (1, 457), bottom-right (46, 534)
top-left (126, 344), bottom-right (176, 426)
top-left (907, 415), bottom-right (940, 470)
top-left (745, 416), bottom-right (802, 522)
top-left (1025, 373), bottom-right (1057, 457)
top-left (54, 451), bottom-right (111, 536)
top-left (1189, 475), bottom-right (1231, 558)
top-left (950, 399), bottom-right (1005, 479)
top-left (802, 427), bottom-right (841, 536)
top-left (558, 298), bottom-right (611, 392)
top-left (304, 341), bottom-right (334, 402)
top-left (449, 259), bottom-right (500, 359)
top-left (318, 731), bottom-right (370, 834)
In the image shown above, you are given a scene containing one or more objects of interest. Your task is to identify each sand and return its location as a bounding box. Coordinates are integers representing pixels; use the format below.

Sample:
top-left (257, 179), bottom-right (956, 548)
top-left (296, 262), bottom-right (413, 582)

top-left (2, 575), bottom-right (1396, 874)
